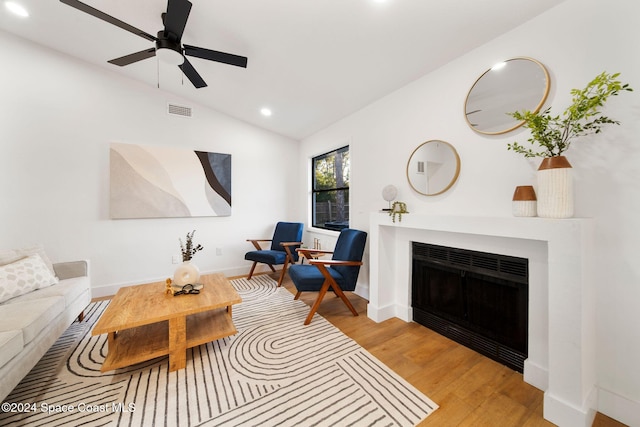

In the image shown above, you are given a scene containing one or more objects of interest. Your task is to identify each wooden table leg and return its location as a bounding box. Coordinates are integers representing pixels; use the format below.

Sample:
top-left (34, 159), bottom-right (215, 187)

top-left (101, 331), bottom-right (117, 373)
top-left (169, 316), bottom-right (187, 371)
top-left (107, 331), bottom-right (116, 347)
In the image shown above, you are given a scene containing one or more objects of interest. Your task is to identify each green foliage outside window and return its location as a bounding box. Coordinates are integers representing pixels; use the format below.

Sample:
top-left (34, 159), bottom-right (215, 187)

top-left (312, 146), bottom-right (350, 230)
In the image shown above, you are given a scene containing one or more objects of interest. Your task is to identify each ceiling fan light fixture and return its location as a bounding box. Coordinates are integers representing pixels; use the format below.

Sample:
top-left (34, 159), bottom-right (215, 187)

top-left (60, 0), bottom-right (248, 89)
top-left (156, 46), bottom-right (184, 66)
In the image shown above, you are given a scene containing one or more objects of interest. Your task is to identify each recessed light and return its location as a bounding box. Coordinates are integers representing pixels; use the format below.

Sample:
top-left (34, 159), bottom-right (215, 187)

top-left (260, 108), bottom-right (272, 117)
top-left (5, 1), bottom-right (29, 17)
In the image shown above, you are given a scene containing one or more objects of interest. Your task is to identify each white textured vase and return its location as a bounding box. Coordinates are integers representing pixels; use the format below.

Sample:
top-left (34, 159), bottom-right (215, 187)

top-left (536, 156), bottom-right (574, 218)
top-left (173, 261), bottom-right (200, 286)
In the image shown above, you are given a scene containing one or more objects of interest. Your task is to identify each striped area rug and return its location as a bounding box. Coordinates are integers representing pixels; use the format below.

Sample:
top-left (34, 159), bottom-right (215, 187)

top-left (1, 276), bottom-right (438, 426)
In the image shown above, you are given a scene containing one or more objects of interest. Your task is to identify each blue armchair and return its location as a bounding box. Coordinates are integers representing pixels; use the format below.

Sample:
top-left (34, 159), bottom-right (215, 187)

top-left (245, 222), bottom-right (304, 287)
top-left (288, 228), bottom-right (367, 325)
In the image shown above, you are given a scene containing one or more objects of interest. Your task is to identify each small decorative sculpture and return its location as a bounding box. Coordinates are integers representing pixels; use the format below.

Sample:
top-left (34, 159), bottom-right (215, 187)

top-left (389, 201), bottom-right (408, 223)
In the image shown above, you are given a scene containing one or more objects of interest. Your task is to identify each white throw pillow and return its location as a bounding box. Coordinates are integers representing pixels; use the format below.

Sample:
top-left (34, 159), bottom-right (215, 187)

top-left (0, 244), bottom-right (56, 275)
top-left (0, 254), bottom-right (59, 304)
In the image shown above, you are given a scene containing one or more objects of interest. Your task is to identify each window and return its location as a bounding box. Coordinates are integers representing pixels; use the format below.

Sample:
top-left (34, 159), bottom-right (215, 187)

top-left (312, 146), bottom-right (349, 231)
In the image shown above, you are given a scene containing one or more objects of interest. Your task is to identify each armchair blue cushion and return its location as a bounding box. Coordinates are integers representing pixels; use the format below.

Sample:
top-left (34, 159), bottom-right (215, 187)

top-left (288, 228), bottom-right (367, 324)
top-left (245, 222), bottom-right (304, 286)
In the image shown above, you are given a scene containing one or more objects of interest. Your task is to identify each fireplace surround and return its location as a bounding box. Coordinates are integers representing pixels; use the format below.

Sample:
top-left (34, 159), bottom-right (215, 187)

top-left (368, 213), bottom-right (596, 427)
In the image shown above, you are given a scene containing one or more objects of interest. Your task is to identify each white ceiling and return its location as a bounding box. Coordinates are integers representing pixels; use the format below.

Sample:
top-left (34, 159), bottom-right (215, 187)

top-left (0, 0), bottom-right (562, 140)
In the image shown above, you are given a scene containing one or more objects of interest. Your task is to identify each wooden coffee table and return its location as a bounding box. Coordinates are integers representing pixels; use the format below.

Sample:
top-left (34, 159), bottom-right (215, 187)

top-left (92, 273), bottom-right (242, 372)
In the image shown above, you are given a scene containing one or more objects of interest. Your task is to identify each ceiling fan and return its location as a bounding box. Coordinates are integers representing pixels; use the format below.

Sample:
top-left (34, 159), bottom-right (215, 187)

top-left (59, 0), bottom-right (248, 88)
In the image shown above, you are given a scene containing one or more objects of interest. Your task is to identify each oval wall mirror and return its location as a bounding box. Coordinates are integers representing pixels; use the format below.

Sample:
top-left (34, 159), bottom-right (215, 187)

top-left (407, 140), bottom-right (460, 196)
top-left (465, 57), bottom-right (550, 135)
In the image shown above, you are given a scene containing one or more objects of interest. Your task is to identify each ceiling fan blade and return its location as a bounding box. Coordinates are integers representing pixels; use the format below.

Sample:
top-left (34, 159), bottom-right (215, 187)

top-left (183, 45), bottom-right (248, 68)
top-left (59, 0), bottom-right (156, 42)
top-left (164, 0), bottom-right (192, 41)
top-left (179, 58), bottom-right (207, 88)
top-left (108, 48), bottom-right (157, 66)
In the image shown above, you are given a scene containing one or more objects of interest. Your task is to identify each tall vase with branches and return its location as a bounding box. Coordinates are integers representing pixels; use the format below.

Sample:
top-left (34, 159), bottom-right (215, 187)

top-left (507, 71), bottom-right (632, 218)
top-left (174, 230), bottom-right (204, 286)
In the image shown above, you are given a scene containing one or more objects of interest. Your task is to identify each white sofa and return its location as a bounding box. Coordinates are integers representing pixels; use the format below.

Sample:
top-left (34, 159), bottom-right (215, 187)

top-left (0, 250), bottom-right (91, 402)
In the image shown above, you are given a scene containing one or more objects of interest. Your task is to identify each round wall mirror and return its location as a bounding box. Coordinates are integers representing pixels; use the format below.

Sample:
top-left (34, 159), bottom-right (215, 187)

top-left (407, 140), bottom-right (460, 196)
top-left (465, 57), bottom-right (550, 135)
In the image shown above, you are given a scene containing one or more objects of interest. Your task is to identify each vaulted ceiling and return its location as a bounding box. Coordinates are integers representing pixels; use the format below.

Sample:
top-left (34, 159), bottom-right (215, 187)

top-left (0, 0), bottom-right (562, 139)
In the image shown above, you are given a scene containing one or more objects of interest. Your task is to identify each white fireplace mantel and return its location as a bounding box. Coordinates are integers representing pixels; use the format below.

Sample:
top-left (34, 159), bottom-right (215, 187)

top-left (368, 212), bottom-right (596, 427)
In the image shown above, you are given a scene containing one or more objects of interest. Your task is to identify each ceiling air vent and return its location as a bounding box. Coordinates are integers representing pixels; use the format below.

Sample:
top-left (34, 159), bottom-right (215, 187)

top-left (167, 103), bottom-right (192, 118)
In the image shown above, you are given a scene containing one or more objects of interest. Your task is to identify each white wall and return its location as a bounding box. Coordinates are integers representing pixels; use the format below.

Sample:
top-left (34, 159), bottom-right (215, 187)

top-left (0, 30), bottom-right (302, 296)
top-left (2, 0), bottom-right (639, 423)
top-left (300, 0), bottom-right (640, 424)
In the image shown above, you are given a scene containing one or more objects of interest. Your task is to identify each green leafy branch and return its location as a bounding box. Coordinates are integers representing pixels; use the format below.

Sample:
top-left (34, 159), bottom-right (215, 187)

top-left (507, 72), bottom-right (632, 158)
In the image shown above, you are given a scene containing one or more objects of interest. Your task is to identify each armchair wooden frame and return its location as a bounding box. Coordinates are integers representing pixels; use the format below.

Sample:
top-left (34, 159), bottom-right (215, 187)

top-left (295, 248), bottom-right (361, 325)
top-left (246, 239), bottom-right (303, 287)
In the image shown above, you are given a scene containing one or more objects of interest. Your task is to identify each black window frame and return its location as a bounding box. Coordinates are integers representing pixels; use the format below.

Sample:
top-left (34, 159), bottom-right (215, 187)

top-left (311, 146), bottom-right (350, 231)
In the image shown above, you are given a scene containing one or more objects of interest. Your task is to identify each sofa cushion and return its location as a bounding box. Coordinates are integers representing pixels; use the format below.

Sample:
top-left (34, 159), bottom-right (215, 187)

top-left (245, 249), bottom-right (288, 265)
top-left (10, 276), bottom-right (89, 308)
top-left (0, 244), bottom-right (55, 275)
top-left (0, 297), bottom-right (65, 344)
top-left (0, 254), bottom-right (59, 304)
top-left (0, 330), bottom-right (23, 369)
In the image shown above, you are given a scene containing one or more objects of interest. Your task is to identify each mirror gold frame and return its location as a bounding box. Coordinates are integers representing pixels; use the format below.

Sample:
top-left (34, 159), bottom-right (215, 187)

top-left (465, 57), bottom-right (550, 135)
top-left (406, 140), bottom-right (461, 196)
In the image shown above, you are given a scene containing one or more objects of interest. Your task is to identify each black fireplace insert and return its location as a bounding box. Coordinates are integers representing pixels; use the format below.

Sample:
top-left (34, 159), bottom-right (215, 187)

top-left (411, 242), bottom-right (528, 372)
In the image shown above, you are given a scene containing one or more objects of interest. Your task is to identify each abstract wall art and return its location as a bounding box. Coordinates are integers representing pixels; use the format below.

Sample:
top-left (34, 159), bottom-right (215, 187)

top-left (110, 143), bottom-right (231, 219)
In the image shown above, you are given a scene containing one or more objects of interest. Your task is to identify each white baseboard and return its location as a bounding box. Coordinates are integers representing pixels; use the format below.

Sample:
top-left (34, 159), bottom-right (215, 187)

top-left (543, 388), bottom-right (597, 427)
top-left (90, 265), bottom-right (255, 299)
top-left (365, 302), bottom-right (412, 323)
top-left (598, 387), bottom-right (640, 427)
top-left (523, 359), bottom-right (548, 391)
top-left (366, 303), bottom-right (396, 323)
top-left (395, 304), bottom-right (412, 322)
top-left (91, 283), bottom-right (122, 299)
top-left (354, 283), bottom-right (369, 300)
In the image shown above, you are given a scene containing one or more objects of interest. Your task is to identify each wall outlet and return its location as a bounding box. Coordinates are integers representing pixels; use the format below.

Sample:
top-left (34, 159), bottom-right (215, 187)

top-left (216, 247), bottom-right (222, 256)
top-left (172, 254), bottom-right (181, 264)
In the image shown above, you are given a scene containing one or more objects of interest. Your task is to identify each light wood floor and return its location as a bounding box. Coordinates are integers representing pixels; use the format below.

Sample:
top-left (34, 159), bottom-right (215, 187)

top-left (272, 273), bottom-right (627, 427)
top-left (93, 273), bottom-right (626, 426)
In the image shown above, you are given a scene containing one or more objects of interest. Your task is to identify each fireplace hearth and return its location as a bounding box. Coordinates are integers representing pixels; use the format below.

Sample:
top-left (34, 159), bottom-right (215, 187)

top-left (411, 242), bottom-right (528, 372)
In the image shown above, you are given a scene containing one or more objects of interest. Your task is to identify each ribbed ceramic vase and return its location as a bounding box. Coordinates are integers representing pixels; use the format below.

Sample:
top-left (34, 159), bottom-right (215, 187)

top-left (512, 185), bottom-right (537, 217)
top-left (536, 156), bottom-right (573, 218)
top-left (173, 260), bottom-right (200, 286)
